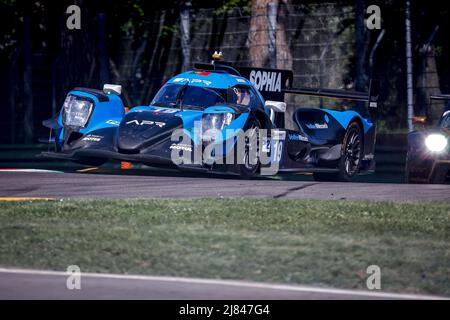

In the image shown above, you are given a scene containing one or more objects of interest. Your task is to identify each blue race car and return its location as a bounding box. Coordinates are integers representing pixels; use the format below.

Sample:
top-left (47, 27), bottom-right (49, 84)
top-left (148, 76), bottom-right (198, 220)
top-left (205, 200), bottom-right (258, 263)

top-left (41, 53), bottom-right (379, 181)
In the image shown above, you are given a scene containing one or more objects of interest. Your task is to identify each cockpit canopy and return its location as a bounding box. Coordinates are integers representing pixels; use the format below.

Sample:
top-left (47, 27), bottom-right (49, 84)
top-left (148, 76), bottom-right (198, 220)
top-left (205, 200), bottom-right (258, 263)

top-left (440, 110), bottom-right (450, 129)
top-left (151, 83), bottom-right (263, 110)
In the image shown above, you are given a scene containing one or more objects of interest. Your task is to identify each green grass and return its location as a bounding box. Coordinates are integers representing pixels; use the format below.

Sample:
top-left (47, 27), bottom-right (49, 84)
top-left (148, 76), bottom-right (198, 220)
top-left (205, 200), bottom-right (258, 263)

top-left (0, 199), bottom-right (449, 296)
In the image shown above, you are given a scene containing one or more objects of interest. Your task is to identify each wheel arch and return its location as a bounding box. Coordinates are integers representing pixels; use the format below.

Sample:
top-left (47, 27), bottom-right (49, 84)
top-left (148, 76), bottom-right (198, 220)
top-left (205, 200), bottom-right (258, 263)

top-left (251, 109), bottom-right (272, 130)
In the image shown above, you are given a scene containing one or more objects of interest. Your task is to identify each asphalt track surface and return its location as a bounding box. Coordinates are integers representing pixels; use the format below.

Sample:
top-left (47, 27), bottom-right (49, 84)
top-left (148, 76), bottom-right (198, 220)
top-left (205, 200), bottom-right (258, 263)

top-left (0, 170), bottom-right (449, 202)
top-left (0, 269), bottom-right (444, 300)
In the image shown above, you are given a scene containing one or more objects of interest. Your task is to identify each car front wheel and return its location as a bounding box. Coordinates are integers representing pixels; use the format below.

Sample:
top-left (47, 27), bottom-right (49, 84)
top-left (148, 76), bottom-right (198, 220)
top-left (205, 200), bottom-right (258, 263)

top-left (238, 119), bottom-right (261, 179)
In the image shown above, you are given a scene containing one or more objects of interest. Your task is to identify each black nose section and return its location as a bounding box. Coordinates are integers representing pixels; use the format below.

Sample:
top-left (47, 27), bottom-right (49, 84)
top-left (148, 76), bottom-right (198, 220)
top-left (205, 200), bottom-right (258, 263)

top-left (117, 111), bottom-right (183, 152)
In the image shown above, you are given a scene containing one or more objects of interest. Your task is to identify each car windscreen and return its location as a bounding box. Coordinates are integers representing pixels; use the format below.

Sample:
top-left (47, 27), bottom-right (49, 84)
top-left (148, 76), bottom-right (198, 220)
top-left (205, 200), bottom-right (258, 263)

top-left (151, 83), bottom-right (227, 110)
top-left (440, 111), bottom-right (450, 129)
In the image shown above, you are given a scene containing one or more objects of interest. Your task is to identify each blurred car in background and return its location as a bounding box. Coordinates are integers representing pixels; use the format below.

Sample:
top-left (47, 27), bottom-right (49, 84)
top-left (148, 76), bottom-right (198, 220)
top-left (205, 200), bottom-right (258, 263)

top-left (406, 94), bottom-right (450, 184)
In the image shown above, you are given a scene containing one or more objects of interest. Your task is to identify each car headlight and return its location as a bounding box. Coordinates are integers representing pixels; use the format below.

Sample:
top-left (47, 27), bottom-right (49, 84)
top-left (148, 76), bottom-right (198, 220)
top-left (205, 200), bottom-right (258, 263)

top-left (425, 134), bottom-right (448, 153)
top-left (62, 95), bottom-right (94, 128)
top-left (201, 113), bottom-right (234, 141)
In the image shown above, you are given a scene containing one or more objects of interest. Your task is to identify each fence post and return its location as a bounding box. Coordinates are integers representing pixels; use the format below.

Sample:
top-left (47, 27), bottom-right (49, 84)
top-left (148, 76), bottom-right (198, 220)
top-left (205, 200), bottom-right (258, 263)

top-left (180, 3), bottom-right (190, 71)
top-left (23, 15), bottom-right (34, 144)
top-left (98, 13), bottom-right (109, 84)
top-left (9, 51), bottom-right (19, 144)
top-left (405, 0), bottom-right (414, 132)
top-left (267, 2), bottom-right (277, 69)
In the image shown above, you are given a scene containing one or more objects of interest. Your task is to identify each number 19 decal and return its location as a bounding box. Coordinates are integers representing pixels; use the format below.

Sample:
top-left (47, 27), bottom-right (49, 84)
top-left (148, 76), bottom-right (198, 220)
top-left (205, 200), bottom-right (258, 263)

top-left (272, 140), bottom-right (283, 163)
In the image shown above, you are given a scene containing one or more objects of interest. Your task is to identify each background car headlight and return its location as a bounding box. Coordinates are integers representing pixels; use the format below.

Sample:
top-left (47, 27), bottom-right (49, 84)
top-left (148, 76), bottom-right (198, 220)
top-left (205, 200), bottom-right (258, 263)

top-left (62, 95), bottom-right (94, 128)
top-left (425, 134), bottom-right (448, 152)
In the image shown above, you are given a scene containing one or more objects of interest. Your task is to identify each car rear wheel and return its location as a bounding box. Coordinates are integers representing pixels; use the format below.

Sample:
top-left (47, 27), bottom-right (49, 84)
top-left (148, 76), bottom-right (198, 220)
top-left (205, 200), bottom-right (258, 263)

top-left (313, 122), bottom-right (363, 182)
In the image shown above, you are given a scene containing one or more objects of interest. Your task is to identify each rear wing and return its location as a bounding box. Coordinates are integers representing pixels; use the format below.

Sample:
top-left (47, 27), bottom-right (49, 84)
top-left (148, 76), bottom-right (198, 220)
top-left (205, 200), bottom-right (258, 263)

top-left (430, 94), bottom-right (450, 118)
top-left (430, 94), bottom-right (450, 101)
top-left (283, 80), bottom-right (380, 108)
top-left (194, 59), bottom-right (380, 107)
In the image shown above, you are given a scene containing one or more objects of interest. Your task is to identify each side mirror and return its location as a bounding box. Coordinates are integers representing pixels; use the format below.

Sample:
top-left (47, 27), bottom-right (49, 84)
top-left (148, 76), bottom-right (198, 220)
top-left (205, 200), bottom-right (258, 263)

top-left (265, 100), bottom-right (286, 113)
top-left (265, 100), bottom-right (286, 123)
top-left (103, 84), bottom-right (122, 95)
top-left (412, 116), bottom-right (427, 125)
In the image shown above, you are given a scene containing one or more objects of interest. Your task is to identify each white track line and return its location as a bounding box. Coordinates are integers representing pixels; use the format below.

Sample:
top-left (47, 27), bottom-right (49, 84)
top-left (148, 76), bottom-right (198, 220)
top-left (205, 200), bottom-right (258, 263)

top-left (0, 169), bottom-right (63, 173)
top-left (0, 267), bottom-right (445, 300)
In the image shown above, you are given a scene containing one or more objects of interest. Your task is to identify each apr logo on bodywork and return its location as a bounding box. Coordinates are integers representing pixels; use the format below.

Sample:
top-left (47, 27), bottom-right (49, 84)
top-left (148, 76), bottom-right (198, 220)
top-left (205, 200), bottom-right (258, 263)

top-left (249, 70), bottom-right (282, 92)
top-left (126, 120), bottom-right (166, 128)
top-left (173, 77), bottom-right (212, 86)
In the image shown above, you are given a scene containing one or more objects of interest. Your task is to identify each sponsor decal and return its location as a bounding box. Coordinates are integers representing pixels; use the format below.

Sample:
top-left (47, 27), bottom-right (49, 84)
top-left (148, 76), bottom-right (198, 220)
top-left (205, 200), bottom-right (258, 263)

top-left (288, 133), bottom-right (309, 142)
top-left (173, 77), bottom-right (212, 86)
top-left (170, 143), bottom-right (192, 152)
top-left (126, 120), bottom-right (166, 127)
top-left (81, 134), bottom-right (103, 142)
top-left (249, 70), bottom-right (282, 92)
top-left (305, 123), bottom-right (329, 129)
top-left (105, 120), bottom-right (120, 125)
top-left (272, 130), bottom-right (286, 140)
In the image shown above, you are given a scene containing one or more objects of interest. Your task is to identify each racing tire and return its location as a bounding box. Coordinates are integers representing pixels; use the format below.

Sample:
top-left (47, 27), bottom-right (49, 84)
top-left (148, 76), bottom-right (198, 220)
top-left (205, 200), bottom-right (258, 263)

top-left (237, 118), bottom-right (261, 179)
top-left (313, 122), bottom-right (363, 182)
